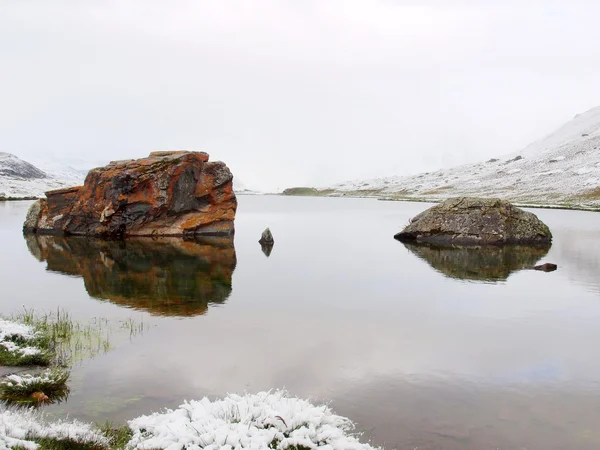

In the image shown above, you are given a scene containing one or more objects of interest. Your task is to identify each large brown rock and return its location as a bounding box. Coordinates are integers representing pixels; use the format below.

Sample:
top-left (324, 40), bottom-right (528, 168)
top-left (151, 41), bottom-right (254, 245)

top-left (394, 197), bottom-right (552, 245)
top-left (23, 151), bottom-right (237, 238)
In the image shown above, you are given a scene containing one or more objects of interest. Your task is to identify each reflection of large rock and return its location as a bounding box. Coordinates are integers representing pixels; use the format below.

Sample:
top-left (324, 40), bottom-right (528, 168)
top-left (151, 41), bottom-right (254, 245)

top-left (23, 151), bottom-right (237, 238)
top-left (395, 197), bottom-right (552, 245)
top-left (403, 242), bottom-right (550, 282)
top-left (25, 235), bottom-right (236, 316)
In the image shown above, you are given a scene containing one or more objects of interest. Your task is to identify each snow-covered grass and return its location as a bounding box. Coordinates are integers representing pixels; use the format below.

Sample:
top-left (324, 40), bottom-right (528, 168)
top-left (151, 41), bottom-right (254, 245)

top-left (0, 391), bottom-right (381, 450)
top-left (127, 390), bottom-right (380, 450)
top-left (0, 369), bottom-right (69, 406)
top-left (0, 319), bottom-right (49, 367)
top-left (320, 106), bottom-right (600, 209)
top-left (0, 407), bottom-right (110, 450)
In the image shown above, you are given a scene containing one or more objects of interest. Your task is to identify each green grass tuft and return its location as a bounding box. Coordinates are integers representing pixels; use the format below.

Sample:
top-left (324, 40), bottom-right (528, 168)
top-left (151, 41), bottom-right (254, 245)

top-left (35, 437), bottom-right (106, 450)
top-left (0, 368), bottom-right (70, 405)
top-left (97, 423), bottom-right (132, 450)
top-left (0, 346), bottom-right (51, 366)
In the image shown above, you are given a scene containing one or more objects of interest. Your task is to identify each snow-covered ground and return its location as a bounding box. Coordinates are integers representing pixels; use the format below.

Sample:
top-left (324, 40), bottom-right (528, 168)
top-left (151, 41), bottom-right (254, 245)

top-left (0, 390), bottom-right (380, 450)
top-left (0, 153), bottom-right (85, 199)
top-left (327, 106), bottom-right (600, 209)
top-left (0, 408), bottom-right (109, 450)
top-left (128, 390), bottom-right (379, 450)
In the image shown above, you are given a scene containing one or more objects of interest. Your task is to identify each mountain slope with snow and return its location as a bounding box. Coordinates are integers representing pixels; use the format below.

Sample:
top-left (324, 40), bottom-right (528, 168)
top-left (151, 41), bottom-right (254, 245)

top-left (327, 106), bottom-right (600, 209)
top-left (0, 153), bottom-right (47, 180)
top-left (0, 153), bottom-right (85, 199)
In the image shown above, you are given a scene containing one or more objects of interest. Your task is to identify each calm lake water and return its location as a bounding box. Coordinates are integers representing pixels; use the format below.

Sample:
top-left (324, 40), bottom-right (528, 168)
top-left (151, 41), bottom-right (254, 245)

top-left (2, 196), bottom-right (600, 449)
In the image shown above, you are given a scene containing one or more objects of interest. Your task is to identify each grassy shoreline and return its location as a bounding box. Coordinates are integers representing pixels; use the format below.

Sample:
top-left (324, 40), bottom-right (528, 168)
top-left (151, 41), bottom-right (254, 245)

top-left (280, 189), bottom-right (600, 212)
top-left (1, 315), bottom-right (379, 449)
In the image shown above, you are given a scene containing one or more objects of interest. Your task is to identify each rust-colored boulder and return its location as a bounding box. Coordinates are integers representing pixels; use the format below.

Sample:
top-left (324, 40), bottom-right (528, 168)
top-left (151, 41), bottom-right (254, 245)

top-left (23, 151), bottom-right (237, 238)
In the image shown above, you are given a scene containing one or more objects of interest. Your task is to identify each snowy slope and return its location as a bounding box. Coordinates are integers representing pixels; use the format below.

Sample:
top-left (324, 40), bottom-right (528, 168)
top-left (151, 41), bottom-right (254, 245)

top-left (30, 158), bottom-right (88, 185)
top-left (0, 153), bottom-right (47, 180)
top-left (233, 177), bottom-right (262, 195)
top-left (327, 106), bottom-right (600, 208)
top-left (0, 153), bottom-right (85, 199)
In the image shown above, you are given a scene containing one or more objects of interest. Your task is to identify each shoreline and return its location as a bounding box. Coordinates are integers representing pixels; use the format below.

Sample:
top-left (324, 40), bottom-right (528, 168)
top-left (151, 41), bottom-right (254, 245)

top-left (0, 197), bottom-right (38, 202)
top-left (3, 193), bottom-right (600, 213)
top-left (277, 192), bottom-right (600, 212)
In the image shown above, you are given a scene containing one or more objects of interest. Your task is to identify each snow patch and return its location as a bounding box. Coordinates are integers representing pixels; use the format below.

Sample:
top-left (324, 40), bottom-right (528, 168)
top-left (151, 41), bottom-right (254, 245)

top-left (0, 408), bottom-right (109, 450)
top-left (534, 169), bottom-right (563, 177)
top-left (127, 390), bottom-right (380, 450)
top-left (0, 319), bottom-right (36, 343)
top-left (0, 319), bottom-right (43, 360)
top-left (1, 369), bottom-right (64, 391)
top-left (324, 105), bottom-right (600, 208)
top-left (574, 167), bottom-right (594, 175)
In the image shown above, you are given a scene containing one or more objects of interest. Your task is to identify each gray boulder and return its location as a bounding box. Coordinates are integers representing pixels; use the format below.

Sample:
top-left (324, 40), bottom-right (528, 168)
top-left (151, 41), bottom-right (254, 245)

top-left (23, 200), bottom-right (43, 232)
top-left (394, 197), bottom-right (552, 245)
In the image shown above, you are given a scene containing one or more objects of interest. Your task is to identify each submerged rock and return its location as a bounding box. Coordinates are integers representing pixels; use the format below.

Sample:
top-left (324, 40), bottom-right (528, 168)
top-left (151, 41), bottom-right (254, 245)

top-left (402, 242), bottom-right (550, 282)
top-left (24, 234), bottom-right (236, 316)
top-left (394, 197), bottom-right (552, 245)
top-left (23, 151), bottom-right (237, 238)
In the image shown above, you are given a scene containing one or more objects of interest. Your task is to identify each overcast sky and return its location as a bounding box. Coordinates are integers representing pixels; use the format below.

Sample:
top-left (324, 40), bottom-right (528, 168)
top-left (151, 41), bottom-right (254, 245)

top-left (2, 1), bottom-right (600, 191)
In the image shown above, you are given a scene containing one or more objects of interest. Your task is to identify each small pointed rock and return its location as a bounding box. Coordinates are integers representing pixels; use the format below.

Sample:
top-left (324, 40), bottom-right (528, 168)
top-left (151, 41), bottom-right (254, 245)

top-left (259, 228), bottom-right (274, 245)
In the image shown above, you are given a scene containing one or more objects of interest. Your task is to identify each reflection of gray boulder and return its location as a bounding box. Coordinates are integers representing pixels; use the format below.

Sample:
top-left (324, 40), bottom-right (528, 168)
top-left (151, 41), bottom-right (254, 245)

top-left (24, 235), bottom-right (236, 316)
top-left (395, 197), bottom-right (552, 245)
top-left (402, 242), bottom-right (550, 282)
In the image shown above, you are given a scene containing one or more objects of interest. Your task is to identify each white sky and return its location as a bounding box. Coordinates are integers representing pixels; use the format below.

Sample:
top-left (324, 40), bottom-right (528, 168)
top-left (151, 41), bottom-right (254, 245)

top-left (2, 1), bottom-right (600, 191)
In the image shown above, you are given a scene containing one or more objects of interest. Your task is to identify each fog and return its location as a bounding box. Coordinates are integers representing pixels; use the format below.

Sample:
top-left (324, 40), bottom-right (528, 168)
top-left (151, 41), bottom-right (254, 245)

top-left (2, 1), bottom-right (599, 191)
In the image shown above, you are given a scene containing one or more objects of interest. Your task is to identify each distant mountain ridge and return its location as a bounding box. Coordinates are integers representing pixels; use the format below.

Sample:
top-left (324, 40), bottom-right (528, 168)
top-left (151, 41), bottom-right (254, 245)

top-left (0, 152), bottom-right (47, 180)
top-left (321, 106), bottom-right (600, 209)
top-left (0, 153), bottom-right (258, 199)
top-left (0, 153), bottom-right (85, 199)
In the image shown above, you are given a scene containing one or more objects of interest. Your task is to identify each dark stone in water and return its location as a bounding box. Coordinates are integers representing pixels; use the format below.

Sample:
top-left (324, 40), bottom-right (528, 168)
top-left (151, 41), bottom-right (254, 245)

top-left (258, 227), bottom-right (274, 257)
top-left (259, 228), bottom-right (274, 245)
top-left (533, 263), bottom-right (557, 272)
top-left (401, 242), bottom-right (550, 282)
top-left (24, 234), bottom-right (236, 316)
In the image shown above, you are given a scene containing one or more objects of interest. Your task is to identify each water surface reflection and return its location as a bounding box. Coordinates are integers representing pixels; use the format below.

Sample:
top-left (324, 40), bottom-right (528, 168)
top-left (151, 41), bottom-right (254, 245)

top-left (402, 242), bottom-right (550, 282)
top-left (25, 235), bottom-right (236, 316)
